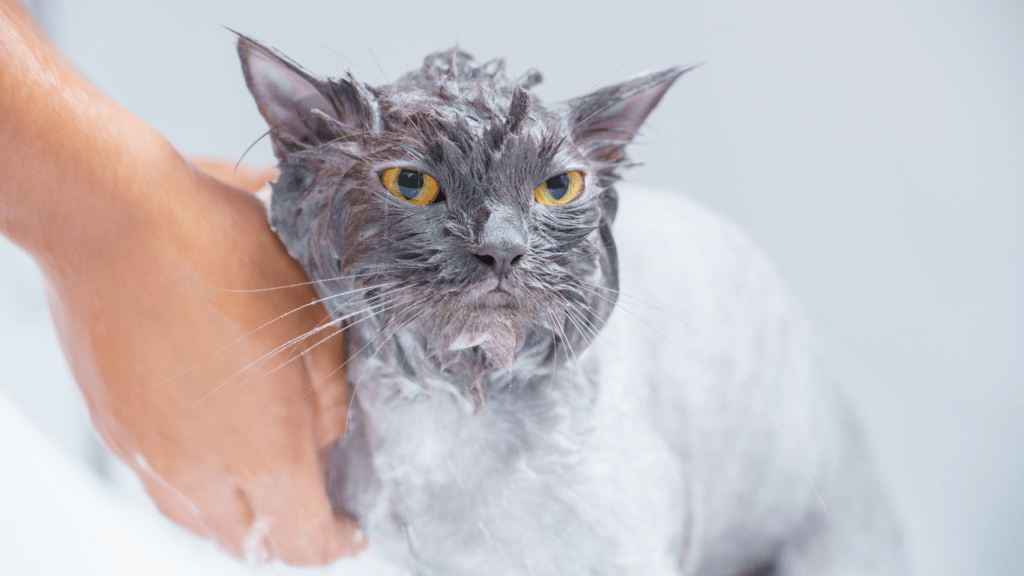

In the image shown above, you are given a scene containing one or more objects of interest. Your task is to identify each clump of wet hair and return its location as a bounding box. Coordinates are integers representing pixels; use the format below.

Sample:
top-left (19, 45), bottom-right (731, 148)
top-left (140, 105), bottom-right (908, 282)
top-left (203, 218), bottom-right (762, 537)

top-left (237, 35), bottom-right (689, 401)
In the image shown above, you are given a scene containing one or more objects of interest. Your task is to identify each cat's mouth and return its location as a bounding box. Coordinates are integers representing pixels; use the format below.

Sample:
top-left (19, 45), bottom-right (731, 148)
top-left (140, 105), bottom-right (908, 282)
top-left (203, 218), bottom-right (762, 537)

top-left (445, 289), bottom-right (520, 351)
top-left (432, 285), bottom-right (533, 371)
top-left (475, 289), bottom-right (517, 309)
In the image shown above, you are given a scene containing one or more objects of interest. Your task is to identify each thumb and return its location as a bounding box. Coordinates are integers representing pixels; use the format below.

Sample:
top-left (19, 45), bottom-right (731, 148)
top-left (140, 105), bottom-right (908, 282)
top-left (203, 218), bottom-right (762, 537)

top-left (300, 322), bottom-right (351, 450)
top-left (243, 467), bottom-right (367, 565)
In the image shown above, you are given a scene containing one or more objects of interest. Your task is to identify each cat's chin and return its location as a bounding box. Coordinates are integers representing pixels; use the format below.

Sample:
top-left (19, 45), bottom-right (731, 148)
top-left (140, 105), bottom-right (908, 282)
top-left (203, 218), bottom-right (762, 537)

top-left (447, 331), bottom-right (492, 352)
top-left (445, 296), bottom-right (520, 351)
top-left (433, 308), bottom-right (527, 372)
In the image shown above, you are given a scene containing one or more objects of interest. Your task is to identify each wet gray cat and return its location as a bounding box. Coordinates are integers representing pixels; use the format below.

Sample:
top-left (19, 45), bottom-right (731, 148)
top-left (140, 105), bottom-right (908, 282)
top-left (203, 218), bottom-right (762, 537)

top-left (237, 36), bottom-right (908, 576)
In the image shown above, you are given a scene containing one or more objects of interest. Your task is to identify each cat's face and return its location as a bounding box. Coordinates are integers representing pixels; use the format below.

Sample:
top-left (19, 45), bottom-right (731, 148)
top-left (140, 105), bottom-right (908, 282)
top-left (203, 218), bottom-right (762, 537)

top-left (237, 37), bottom-right (685, 374)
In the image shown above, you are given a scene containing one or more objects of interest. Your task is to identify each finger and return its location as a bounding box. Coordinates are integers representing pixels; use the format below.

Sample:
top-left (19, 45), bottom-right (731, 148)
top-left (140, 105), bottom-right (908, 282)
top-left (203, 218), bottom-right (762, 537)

top-left (135, 472), bottom-right (212, 541)
top-left (300, 323), bottom-right (350, 449)
top-left (134, 468), bottom-right (252, 560)
top-left (244, 466), bottom-right (367, 565)
top-left (264, 502), bottom-right (366, 565)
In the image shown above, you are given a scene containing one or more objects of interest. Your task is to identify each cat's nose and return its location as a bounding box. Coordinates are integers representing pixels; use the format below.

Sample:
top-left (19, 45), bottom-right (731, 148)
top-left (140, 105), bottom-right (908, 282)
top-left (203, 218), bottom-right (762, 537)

top-left (474, 208), bottom-right (528, 277)
top-left (474, 244), bottom-right (527, 277)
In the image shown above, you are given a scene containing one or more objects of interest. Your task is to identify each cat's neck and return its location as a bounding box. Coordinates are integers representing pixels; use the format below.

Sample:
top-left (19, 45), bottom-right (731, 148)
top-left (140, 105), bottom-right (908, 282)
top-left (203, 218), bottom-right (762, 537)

top-left (346, 319), bottom-right (588, 411)
top-left (346, 320), bottom-right (596, 474)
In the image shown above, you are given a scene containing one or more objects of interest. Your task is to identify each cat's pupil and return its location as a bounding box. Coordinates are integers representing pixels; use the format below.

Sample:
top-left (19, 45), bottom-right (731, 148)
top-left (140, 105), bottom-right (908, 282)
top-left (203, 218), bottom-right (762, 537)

top-left (545, 174), bottom-right (570, 200)
top-left (397, 170), bottom-right (424, 200)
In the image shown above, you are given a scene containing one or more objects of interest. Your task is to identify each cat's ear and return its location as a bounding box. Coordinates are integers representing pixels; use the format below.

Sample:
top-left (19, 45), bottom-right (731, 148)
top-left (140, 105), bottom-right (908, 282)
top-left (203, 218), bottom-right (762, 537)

top-left (237, 35), bottom-right (367, 159)
top-left (565, 66), bottom-right (693, 162)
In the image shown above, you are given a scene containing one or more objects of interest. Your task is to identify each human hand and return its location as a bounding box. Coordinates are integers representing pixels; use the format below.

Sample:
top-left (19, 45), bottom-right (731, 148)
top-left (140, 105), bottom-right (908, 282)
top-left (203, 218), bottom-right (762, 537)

top-left (0, 1), bottom-right (361, 564)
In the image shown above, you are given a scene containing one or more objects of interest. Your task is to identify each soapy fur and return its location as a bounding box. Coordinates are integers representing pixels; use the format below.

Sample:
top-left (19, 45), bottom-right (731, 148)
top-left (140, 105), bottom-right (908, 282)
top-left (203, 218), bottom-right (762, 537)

top-left (237, 36), bottom-right (908, 575)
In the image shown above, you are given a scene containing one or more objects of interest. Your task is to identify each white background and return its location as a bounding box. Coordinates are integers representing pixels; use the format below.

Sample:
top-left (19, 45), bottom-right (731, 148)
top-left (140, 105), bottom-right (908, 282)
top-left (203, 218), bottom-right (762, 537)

top-left (1, 0), bottom-right (1021, 574)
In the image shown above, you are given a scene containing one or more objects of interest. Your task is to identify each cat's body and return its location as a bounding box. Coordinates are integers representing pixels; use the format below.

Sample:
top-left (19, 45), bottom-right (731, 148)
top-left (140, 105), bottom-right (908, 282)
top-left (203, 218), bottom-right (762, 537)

top-left (237, 38), bottom-right (906, 575)
top-left (329, 185), bottom-right (901, 576)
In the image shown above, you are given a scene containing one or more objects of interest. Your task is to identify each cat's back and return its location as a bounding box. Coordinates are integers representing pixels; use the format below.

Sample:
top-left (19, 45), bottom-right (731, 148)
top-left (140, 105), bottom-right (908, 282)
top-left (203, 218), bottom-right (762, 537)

top-left (589, 184), bottom-right (900, 574)
top-left (601, 182), bottom-right (813, 414)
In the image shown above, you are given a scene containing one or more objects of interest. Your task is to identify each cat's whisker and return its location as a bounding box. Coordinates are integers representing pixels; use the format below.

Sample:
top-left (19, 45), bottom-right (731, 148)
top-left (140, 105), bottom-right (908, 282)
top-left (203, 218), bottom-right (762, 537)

top-left (575, 277), bottom-right (714, 355)
top-left (193, 286), bottom-right (411, 410)
top-left (140, 281), bottom-right (400, 394)
top-left (336, 297), bottom-right (416, 344)
top-left (561, 302), bottom-right (600, 342)
top-left (556, 298), bottom-right (628, 383)
top-left (539, 304), bottom-right (590, 417)
top-left (544, 312), bottom-right (564, 392)
top-left (303, 289), bottom-right (426, 395)
top-left (237, 310), bottom-right (361, 395)
top-left (206, 292), bottom-right (409, 416)
top-left (226, 292), bottom-right (410, 413)
top-left (193, 314), bottom-right (346, 410)
top-left (563, 299), bottom-right (661, 462)
top-left (343, 306), bottom-right (432, 420)
top-left (571, 281), bottom-right (716, 372)
top-left (218, 301), bottom-right (392, 426)
top-left (536, 307), bottom-right (592, 446)
top-left (561, 298), bottom-right (661, 443)
top-left (197, 269), bottom-right (395, 293)
top-left (258, 285), bottom-right (418, 375)
top-left (555, 304), bottom-right (631, 453)
top-left (309, 309), bottom-right (403, 402)
top-left (555, 309), bottom-right (593, 418)
top-left (213, 309), bottom-right (343, 418)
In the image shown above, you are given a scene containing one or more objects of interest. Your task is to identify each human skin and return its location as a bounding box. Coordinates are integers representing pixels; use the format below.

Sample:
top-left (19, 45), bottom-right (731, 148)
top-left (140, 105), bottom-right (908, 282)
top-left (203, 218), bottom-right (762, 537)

top-left (0, 0), bottom-right (363, 564)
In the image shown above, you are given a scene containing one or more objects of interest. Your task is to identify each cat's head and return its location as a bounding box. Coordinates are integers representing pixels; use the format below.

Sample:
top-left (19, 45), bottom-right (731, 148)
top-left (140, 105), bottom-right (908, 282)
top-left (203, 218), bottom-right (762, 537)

top-left (238, 36), bottom-right (686, 379)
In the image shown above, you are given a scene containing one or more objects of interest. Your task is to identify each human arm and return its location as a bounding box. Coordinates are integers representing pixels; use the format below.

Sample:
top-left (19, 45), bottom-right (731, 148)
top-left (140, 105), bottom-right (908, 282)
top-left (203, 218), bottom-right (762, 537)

top-left (0, 0), bottom-right (361, 564)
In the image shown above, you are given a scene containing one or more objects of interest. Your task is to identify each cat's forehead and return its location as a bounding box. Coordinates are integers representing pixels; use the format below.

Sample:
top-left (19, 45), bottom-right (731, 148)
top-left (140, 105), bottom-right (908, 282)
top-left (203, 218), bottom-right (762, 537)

top-left (237, 34), bottom-right (687, 184)
top-left (379, 48), bottom-right (549, 125)
top-left (407, 49), bottom-right (521, 90)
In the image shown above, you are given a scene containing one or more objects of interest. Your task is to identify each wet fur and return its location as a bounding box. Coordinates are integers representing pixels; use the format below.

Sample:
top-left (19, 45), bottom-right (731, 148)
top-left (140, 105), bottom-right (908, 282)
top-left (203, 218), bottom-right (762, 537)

top-left (237, 37), bottom-right (908, 575)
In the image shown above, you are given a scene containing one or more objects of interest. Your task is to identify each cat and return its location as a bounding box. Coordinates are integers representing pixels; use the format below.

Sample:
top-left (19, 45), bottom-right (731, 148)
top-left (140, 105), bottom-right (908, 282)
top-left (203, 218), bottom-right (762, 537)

top-left (236, 36), bottom-right (908, 576)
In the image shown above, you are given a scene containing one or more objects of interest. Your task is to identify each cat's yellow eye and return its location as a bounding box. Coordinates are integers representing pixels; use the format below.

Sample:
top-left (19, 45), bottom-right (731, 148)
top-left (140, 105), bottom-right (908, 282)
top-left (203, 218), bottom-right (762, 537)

top-left (534, 171), bottom-right (584, 206)
top-left (381, 168), bottom-right (442, 206)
